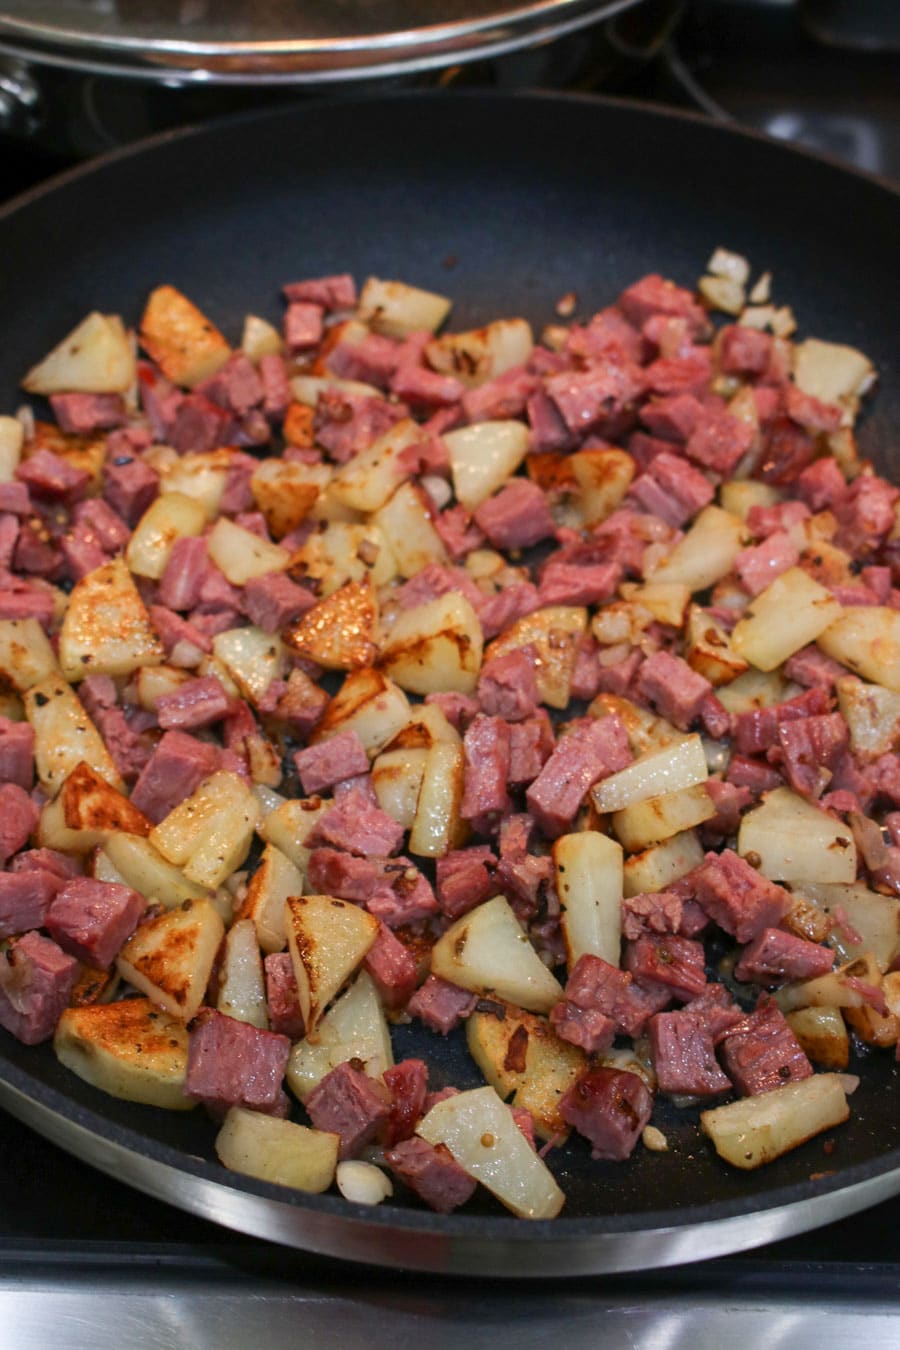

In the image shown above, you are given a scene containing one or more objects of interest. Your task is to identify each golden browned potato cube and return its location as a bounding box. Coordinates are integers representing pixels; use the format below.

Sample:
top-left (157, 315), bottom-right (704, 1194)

top-left (139, 284), bottom-right (231, 388)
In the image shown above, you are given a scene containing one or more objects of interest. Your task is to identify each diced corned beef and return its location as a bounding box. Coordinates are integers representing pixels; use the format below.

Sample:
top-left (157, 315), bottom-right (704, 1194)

top-left (783, 384), bottom-right (843, 434)
top-left (507, 712), bottom-right (555, 790)
top-left (500, 812), bottom-right (535, 860)
top-left (394, 562), bottom-right (482, 613)
top-left (0, 482), bottom-right (30, 515)
top-left (642, 313), bottom-right (693, 359)
top-left (168, 394), bottom-right (230, 455)
top-left (462, 366), bottom-right (539, 422)
top-left (314, 390), bottom-right (407, 463)
top-left (263, 953), bottom-right (305, 1039)
top-left (0, 930), bottom-right (78, 1045)
top-left (423, 690), bottom-right (480, 732)
top-left (560, 1066), bottom-right (653, 1161)
top-left (644, 351), bottom-right (712, 398)
top-left (435, 846), bottom-right (496, 920)
top-left (648, 1010), bottom-right (732, 1097)
top-left (759, 416), bottom-right (816, 485)
top-left (327, 332), bottom-right (400, 388)
top-left (567, 306), bottom-right (643, 363)
top-left (746, 499), bottom-right (810, 541)
top-left (12, 848), bottom-right (81, 883)
top-left (545, 359), bottom-right (644, 436)
top-left (13, 518), bottom-right (64, 581)
top-left (777, 713), bottom-right (849, 799)
top-left (363, 925), bottom-right (419, 1012)
top-left (496, 851), bottom-right (552, 921)
top-left (0, 580), bottom-right (56, 628)
top-left (0, 783), bottom-right (38, 864)
top-left (537, 559), bottom-right (622, 607)
top-left (195, 353), bottom-right (263, 416)
top-left (93, 706), bottom-right (153, 783)
top-left (384, 1136), bottom-right (476, 1214)
top-left (284, 301), bottom-right (323, 353)
top-left (718, 324), bottom-right (772, 375)
top-left (61, 522), bottom-right (106, 580)
top-left (527, 388), bottom-right (575, 454)
top-left (71, 499), bottom-right (130, 557)
top-left (156, 675), bottom-right (233, 731)
top-left (475, 582), bottom-right (540, 639)
top-left (185, 1010), bottom-right (291, 1115)
top-left (693, 849), bottom-right (790, 943)
top-left (629, 451), bottom-right (715, 528)
top-left (477, 646), bottom-right (538, 722)
top-left (684, 408), bottom-right (754, 476)
top-left (634, 650), bottom-right (711, 731)
top-left (734, 531), bottom-right (799, 597)
top-left (103, 454), bottom-right (159, 526)
top-left (433, 504), bottom-right (486, 561)
top-left (391, 362), bottom-right (464, 410)
top-left (256, 352), bottom-right (291, 420)
top-left (628, 431), bottom-right (671, 473)
top-left (407, 975), bottom-right (477, 1034)
top-left (383, 1058), bottom-right (428, 1148)
top-left (834, 473), bottom-right (899, 556)
top-left (568, 637), bottom-right (603, 702)
top-left (732, 686), bottom-right (830, 757)
top-left (734, 928), bottom-right (835, 984)
top-left (0, 514), bottom-right (19, 572)
top-left (17, 448), bottom-right (90, 502)
top-left (148, 605), bottom-right (211, 663)
top-left (703, 778), bottom-right (752, 837)
top-left (718, 1000), bottom-right (813, 1096)
top-left (46, 878), bottom-right (145, 970)
top-left (640, 393), bottom-right (704, 442)
top-left (0, 716), bottom-right (34, 789)
top-left (294, 730), bottom-right (369, 795)
top-left (700, 692), bottom-right (732, 741)
top-left (258, 668), bottom-right (329, 736)
top-left (526, 715), bottom-right (631, 837)
top-left (619, 274), bottom-right (708, 335)
top-left (366, 864), bottom-right (439, 928)
top-left (784, 646), bottom-right (848, 692)
top-left (283, 274), bottom-right (356, 310)
top-left (49, 393), bottom-right (126, 437)
top-left (549, 1000), bottom-right (616, 1053)
top-left (241, 571), bottom-right (315, 632)
top-left (474, 479), bottom-right (555, 551)
top-left (158, 536), bottom-right (209, 611)
top-left (620, 891), bottom-right (684, 941)
top-left (305, 1060), bottom-right (391, 1160)
top-left (0, 869), bottom-right (62, 939)
top-left (130, 729), bottom-right (220, 823)
top-left (624, 934), bottom-right (707, 1002)
top-left (594, 649), bottom-right (644, 697)
top-left (311, 789), bottom-right (405, 858)
top-left (681, 983), bottom-right (745, 1039)
top-left (562, 953), bottom-right (670, 1038)
top-left (460, 714), bottom-right (511, 834)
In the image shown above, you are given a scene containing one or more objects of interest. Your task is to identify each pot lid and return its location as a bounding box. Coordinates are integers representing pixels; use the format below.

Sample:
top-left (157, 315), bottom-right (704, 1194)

top-left (0, 0), bottom-right (637, 83)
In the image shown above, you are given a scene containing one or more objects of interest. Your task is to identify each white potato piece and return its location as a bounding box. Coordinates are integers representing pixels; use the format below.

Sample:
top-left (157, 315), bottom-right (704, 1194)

top-left (784, 1007), bottom-right (850, 1070)
top-left (311, 667), bottom-right (410, 754)
top-left (139, 284), bottom-right (230, 388)
top-left (612, 782), bottom-right (716, 853)
top-left (700, 1074), bottom-right (849, 1170)
top-left (291, 520), bottom-right (396, 596)
top-left (371, 482), bottom-right (447, 579)
top-left (819, 607), bottom-right (900, 693)
top-left (217, 918), bottom-right (268, 1028)
top-left (569, 448), bottom-right (635, 526)
top-left (150, 770), bottom-right (261, 889)
top-left (793, 338), bottom-right (874, 411)
top-left (329, 418), bottom-right (420, 514)
top-left (619, 582), bottom-right (690, 629)
top-left (836, 676), bottom-right (900, 759)
top-left (38, 761), bottom-right (151, 855)
top-left (103, 831), bottom-right (209, 908)
top-left (649, 506), bottom-right (748, 591)
top-left (126, 491), bottom-right (207, 580)
top-left (417, 1086), bottom-right (564, 1219)
top-left (291, 373), bottom-right (382, 405)
top-left (59, 557), bottom-right (164, 682)
top-left (132, 664), bottom-right (192, 709)
top-left (384, 702), bottom-right (461, 750)
top-left (160, 449), bottom-right (232, 521)
top-left (241, 313), bottom-right (283, 360)
top-left (623, 829), bottom-right (705, 897)
top-left (287, 971), bottom-right (394, 1102)
top-left (24, 675), bottom-right (124, 794)
top-left (590, 693), bottom-right (685, 756)
top-left (554, 831), bottom-right (623, 969)
top-left (380, 591), bottom-right (483, 696)
top-left (234, 844), bottom-right (304, 953)
top-left (250, 458), bottom-right (320, 539)
top-left (444, 420), bottom-right (530, 511)
top-left (430, 895), bottom-right (563, 1014)
top-left (426, 318), bottom-right (533, 388)
top-left (407, 739), bottom-right (466, 858)
top-left (285, 894), bottom-right (379, 1036)
top-left (592, 734), bottom-right (708, 814)
top-left (283, 577), bottom-right (379, 672)
top-left (256, 796), bottom-right (332, 875)
top-left (799, 881), bottom-right (900, 972)
top-left (719, 479), bottom-right (782, 521)
top-left (358, 277), bottom-right (451, 338)
top-left (0, 415), bottom-right (24, 481)
top-left (684, 605), bottom-right (749, 687)
top-left (23, 312), bottom-right (135, 395)
top-left (216, 1108), bottom-right (338, 1193)
top-left (54, 998), bottom-right (195, 1111)
top-left (212, 626), bottom-right (286, 705)
top-left (372, 746), bottom-right (429, 830)
top-left (485, 606), bottom-right (586, 710)
top-left (207, 517), bottom-right (291, 586)
top-left (731, 568), bottom-right (841, 672)
top-left (738, 787), bottom-right (857, 884)
top-left (116, 897), bottom-right (225, 1022)
top-left (714, 666), bottom-right (789, 715)
top-left (0, 617), bottom-right (58, 691)
top-left (466, 1001), bottom-right (584, 1141)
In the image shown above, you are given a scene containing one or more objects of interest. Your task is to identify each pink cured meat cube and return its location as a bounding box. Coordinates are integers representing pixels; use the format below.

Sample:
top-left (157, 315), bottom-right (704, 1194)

top-left (263, 953), bottom-right (305, 1040)
top-left (0, 716), bottom-right (34, 789)
top-left (777, 713), bottom-right (849, 799)
top-left (620, 891), bottom-right (684, 942)
top-left (363, 924), bottom-right (419, 1011)
top-left (242, 572), bottom-right (316, 632)
top-left (624, 934), bottom-right (707, 1002)
top-left (310, 789), bottom-right (405, 858)
top-left (0, 869), bottom-right (63, 939)
top-left (526, 714), bottom-right (631, 837)
top-left (383, 1058), bottom-right (429, 1147)
top-left (407, 976), bottom-right (477, 1035)
top-left (0, 783), bottom-right (38, 864)
top-left (294, 730), bottom-right (369, 795)
top-left (718, 1000), bottom-right (813, 1096)
top-left (549, 1001), bottom-right (616, 1054)
top-left (618, 274), bottom-right (708, 335)
top-left (305, 1061), bottom-right (391, 1160)
top-left (284, 301), bottom-right (323, 353)
top-left (474, 479), bottom-right (556, 551)
top-left (692, 849), bottom-right (791, 944)
top-left (384, 1136), bottom-right (476, 1214)
top-left (560, 1067), bottom-right (653, 1161)
top-left (0, 931), bottom-right (78, 1044)
top-left (561, 953), bottom-right (670, 1039)
top-left (435, 847), bottom-right (496, 920)
top-left (648, 1010), bottom-right (732, 1097)
top-left (734, 928), bottom-right (835, 984)
top-left (156, 676), bottom-right (233, 731)
top-left (734, 531), bottom-right (799, 597)
top-left (46, 878), bottom-right (145, 970)
top-left (129, 730), bottom-right (220, 823)
top-left (185, 1010), bottom-right (291, 1114)
top-left (634, 649), bottom-right (711, 731)
top-left (283, 274), bottom-right (357, 310)
top-left (477, 648), bottom-right (539, 722)
top-left (460, 714), bottom-right (511, 834)
top-left (508, 712), bottom-right (555, 787)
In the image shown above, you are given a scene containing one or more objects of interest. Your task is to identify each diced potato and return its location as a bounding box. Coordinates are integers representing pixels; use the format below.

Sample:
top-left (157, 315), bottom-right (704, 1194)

top-left (793, 338), bottom-right (874, 414)
top-left (103, 831), bottom-right (209, 908)
top-left (623, 829), bottom-right (705, 897)
top-left (612, 782), bottom-right (716, 853)
top-left (719, 479), bottom-right (782, 521)
top-left (290, 372), bottom-right (381, 406)
top-left (116, 897), bottom-right (225, 1022)
top-left (283, 577), bottom-right (379, 672)
top-left (569, 448), bottom-right (635, 526)
top-left (773, 954), bottom-right (882, 1014)
top-left (216, 918), bottom-right (268, 1029)
top-left (0, 617), bottom-right (59, 690)
top-left (285, 894), bottom-right (379, 1036)
top-left (818, 607), bottom-right (900, 693)
top-left (216, 1108), bottom-right (338, 1193)
top-left (784, 1006), bottom-right (850, 1070)
top-left (553, 831), bottom-right (623, 969)
top-left (24, 675), bottom-right (123, 794)
top-left (0, 416), bottom-right (23, 482)
top-left (126, 491), bottom-right (207, 581)
top-left (241, 314), bottom-right (283, 361)
top-left (23, 312), bottom-right (135, 395)
top-left (212, 626), bottom-right (286, 705)
top-left (380, 591), bottom-right (483, 696)
top-left (371, 482), bottom-right (447, 579)
top-left (329, 418), bottom-right (420, 514)
top-left (592, 734), bottom-right (708, 814)
top-left (417, 1086), bottom-right (565, 1219)
top-left (684, 605), bottom-right (749, 686)
top-left (425, 318), bottom-right (533, 388)
top-left (159, 449), bottom-right (232, 521)
top-left (619, 582), bottom-right (690, 629)
top-left (699, 274), bottom-right (745, 315)
top-left (384, 702), bottom-right (461, 750)
top-left (836, 953), bottom-right (899, 1047)
top-left (132, 664), bottom-right (192, 710)
top-left (256, 795), bottom-right (332, 875)
top-left (38, 762), bottom-right (151, 854)
top-left (234, 843), bottom-right (304, 953)
top-left (590, 693), bottom-right (684, 756)
top-left (466, 1001), bottom-right (584, 1141)
top-left (54, 998), bottom-right (195, 1110)
top-left (358, 277), bottom-right (451, 339)
top-left (407, 739), bottom-right (466, 858)
top-left (250, 458), bottom-right (319, 539)
top-left (715, 667), bottom-right (789, 715)
top-left (311, 668), bottom-right (410, 755)
top-left (738, 787), bottom-right (857, 884)
top-left (484, 606), bottom-right (586, 710)
top-left (372, 746), bottom-right (429, 830)
top-left (731, 568), bottom-right (841, 672)
top-left (443, 420), bottom-right (530, 511)
top-left (836, 676), bottom-right (900, 760)
top-left (649, 506), bottom-right (748, 591)
top-left (150, 770), bottom-right (260, 889)
top-left (59, 557), bottom-right (164, 682)
top-left (291, 520), bottom-right (396, 596)
top-left (206, 517), bottom-right (290, 586)
top-left (287, 971), bottom-right (393, 1102)
top-left (139, 284), bottom-right (231, 388)
top-left (430, 895), bottom-right (563, 1014)
top-left (800, 881), bottom-right (900, 972)
top-left (700, 1074), bottom-right (849, 1170)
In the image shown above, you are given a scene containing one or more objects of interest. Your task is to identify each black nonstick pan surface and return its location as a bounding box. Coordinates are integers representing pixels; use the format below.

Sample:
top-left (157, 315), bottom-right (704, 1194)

top-left (0, 91), bottom-right (897, 1276)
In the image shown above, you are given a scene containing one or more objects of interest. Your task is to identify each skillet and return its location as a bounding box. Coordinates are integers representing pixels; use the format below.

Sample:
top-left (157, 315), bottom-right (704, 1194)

top-left (0, 91), bottom-right (898, 1277)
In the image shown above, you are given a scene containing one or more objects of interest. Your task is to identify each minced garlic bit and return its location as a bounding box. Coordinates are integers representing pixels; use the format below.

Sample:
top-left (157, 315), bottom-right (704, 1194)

top-left (555, 290), bottom-right (578, 318)
top-left (336, 1161), bottom-right (394, 1206)
top-left (642, 1125), bottom-right (669, 1153)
